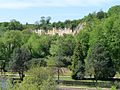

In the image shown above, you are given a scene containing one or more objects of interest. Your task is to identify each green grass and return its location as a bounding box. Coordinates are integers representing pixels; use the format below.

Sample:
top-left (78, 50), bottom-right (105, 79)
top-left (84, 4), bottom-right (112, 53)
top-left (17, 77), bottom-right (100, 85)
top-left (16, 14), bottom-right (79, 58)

top-left (55, 76), bottom-right (73, 80)
top-left (55, 76), bottom-right (108, 82)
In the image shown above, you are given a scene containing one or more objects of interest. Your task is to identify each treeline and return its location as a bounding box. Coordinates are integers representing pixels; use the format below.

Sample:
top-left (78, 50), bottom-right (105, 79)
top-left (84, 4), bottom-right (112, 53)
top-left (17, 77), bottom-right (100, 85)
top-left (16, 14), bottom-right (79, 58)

top-left (0, 17), bottom-right (82, 33)
top-left (0, 5), bottom-right (120, 81)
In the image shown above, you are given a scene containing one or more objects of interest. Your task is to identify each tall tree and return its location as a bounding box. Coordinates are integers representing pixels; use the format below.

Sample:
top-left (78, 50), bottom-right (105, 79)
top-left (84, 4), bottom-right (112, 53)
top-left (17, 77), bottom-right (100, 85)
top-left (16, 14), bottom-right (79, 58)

top-left (72, 42), bottom-right (85, 80)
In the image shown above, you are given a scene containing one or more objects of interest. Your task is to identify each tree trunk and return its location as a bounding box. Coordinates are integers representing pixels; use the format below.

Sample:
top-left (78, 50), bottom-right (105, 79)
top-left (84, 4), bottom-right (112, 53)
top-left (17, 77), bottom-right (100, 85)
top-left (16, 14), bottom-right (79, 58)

top-left (19, 71), bottom-right (25, 81)
top-left (57, 67), bottom-right (60, 84)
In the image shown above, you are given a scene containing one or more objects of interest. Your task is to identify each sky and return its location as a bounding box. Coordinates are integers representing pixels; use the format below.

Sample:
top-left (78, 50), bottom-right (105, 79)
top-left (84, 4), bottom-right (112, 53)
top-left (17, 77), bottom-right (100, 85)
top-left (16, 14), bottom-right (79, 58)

top-left (0, 0), bottom-right (120, 24)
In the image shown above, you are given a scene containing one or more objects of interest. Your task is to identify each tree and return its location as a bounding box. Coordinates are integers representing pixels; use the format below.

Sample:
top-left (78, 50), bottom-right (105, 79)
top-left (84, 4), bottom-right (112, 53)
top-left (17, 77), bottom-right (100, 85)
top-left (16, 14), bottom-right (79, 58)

top-left (108, 5), bottom-right (120, 16)
top-left (64, 20), bottom-right (71, 28)
top-left (35, 16), bottom-right (52, 31)
top-left (35, 21), bottom-right (40, 30)
top-left (0, 31), bottom-right (23, 71)
top-left (0, 60), bottom-right (6, 75)
top-left (49, 35), bottom-right (75, 83)
top-left (110, 15), bottom-right (120, 72)
top-left (71, 20), bottom-right (80, 30)
top-left (76, 29), bottom-right (90, 57)
top-left (8, 19), bottom-right (23, 30)
top-left (96, 10), bottom-right (107, 19)
top-left (50, 35), bottom-right (75, 67)
top-left (53, 21), bottom-right (65, 29)
top-left (26, 34), bottom-right (51, 58)
top-left (10, 47), bottom-right (31, 80)
top-left (0, 22), bottom-right (9, 32)
top-left (87, 42), bottom-right (116, 80)
top-left (72, 42), bottom-right (85, 80)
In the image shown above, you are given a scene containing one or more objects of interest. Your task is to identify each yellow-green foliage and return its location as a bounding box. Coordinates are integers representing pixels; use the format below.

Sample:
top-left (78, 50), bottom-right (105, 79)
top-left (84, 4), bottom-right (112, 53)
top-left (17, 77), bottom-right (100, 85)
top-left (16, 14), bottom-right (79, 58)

top-left (110, 86), bottom-right (116, 90)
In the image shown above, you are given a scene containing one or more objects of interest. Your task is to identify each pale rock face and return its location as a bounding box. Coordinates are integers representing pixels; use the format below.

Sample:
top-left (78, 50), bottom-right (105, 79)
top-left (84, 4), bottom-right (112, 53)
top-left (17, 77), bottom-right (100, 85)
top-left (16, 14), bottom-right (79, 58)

top-left (33, 23), bottom-right (85, 36)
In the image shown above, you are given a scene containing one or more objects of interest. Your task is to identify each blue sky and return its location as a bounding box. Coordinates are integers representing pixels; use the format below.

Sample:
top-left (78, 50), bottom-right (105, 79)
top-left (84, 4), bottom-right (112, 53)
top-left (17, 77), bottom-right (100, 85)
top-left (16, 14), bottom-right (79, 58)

top-left (0, 0), bottom-right (120, 24)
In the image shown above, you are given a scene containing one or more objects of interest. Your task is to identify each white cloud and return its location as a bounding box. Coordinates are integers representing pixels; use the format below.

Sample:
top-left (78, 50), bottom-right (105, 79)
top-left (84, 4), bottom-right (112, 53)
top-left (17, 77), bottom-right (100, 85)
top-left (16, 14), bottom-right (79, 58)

top-left (0, 0), bottom-right (110, 9)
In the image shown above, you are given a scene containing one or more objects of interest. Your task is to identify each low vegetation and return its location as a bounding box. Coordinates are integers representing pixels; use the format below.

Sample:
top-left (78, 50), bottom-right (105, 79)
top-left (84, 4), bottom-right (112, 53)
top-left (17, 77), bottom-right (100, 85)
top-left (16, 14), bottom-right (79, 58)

top-left (5, 67), bottom-right (56, 90)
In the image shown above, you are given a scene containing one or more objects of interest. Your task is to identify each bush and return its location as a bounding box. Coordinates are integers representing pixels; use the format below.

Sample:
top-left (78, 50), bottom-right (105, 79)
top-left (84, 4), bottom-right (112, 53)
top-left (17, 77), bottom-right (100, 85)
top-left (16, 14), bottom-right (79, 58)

top-left (7, 67), bottom-right (56, 90)
top-left (110, 86), bottom-right (116, 90)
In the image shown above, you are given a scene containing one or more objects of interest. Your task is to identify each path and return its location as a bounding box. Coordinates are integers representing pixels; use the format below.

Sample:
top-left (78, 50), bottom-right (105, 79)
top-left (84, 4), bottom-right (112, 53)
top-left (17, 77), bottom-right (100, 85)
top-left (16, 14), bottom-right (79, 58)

top-left (57, 86), bottom-right (109, 90)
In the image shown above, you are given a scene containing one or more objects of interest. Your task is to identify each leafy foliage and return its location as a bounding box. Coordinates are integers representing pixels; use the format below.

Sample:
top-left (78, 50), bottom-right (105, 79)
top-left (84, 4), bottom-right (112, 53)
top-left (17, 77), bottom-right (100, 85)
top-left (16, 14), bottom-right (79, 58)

top-left (87, 42), bottom-right (116, 79)
top-left (7, 67), bottom-right (56, 90)
top-left (9, 47), bottom-right (31, 80)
